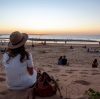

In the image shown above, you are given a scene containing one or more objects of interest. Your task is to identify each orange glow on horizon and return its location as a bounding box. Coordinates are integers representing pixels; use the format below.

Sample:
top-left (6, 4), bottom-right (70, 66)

top-left (0, 27), bottom-right (100, 34)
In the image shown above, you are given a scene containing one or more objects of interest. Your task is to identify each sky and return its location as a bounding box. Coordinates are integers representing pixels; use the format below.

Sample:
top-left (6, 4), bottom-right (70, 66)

top-left (0, 0), bottom-right (100, 34)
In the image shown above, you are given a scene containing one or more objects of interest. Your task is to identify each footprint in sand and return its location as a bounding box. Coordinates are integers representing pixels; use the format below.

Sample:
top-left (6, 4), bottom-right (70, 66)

top-left (81, 75), bottom-right (88, 77)
top-left (52, 69), bottom-right (60, 73)
top-left (66, 71), bottom-right (73, 74)
top-left (80, 72), bottom-right (88, 74)
top-left (65, 70), bottom-right (73, 74)
top-left (60, 74), bottom-right (67, 76)
top-left (74, 80), bottom-right (91, 85)
top-left (81, 70), bottom-right (88, 71)
top-left (0, 73), bottom-right (6, 76)
top-left (91, 70), bottom-right (99, 71)
top-left (0, 77), bottom-right (6, 82)
top-left (70, 69), bottom-right (78, 71)
top-left (91, 73), bottom-right (100, 75)
top-left (0, 91), bottom-right (7, 95)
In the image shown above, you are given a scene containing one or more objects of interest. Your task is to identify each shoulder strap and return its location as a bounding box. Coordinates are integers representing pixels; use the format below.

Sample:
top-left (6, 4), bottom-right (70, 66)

top-left (28, 84), bottom-right (36, 99)
top-left (51, 76), bottom-right (63, 98)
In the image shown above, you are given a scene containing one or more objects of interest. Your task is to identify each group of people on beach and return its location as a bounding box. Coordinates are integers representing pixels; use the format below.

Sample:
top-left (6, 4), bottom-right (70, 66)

top-left (1, 31), bottom-right (98, 94)
top-left (87, 48), bottom-right (100, 53)
top-left (58, 56), bottom-right (98, 68)
top-left (58, 56), bottom-right (69, 65)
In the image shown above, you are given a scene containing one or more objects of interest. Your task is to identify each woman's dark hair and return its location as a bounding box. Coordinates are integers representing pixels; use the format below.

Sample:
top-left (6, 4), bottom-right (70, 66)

top-left (59, 56), bottom-right (62, 60)
top-left (94, 59), bottom-right (97, 63)
top-left (6, 45), bottom-right (29, 63)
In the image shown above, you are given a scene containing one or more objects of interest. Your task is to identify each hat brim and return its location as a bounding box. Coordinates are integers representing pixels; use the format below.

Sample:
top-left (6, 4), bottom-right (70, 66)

top-left (8, 33), bottom-right (28, 49)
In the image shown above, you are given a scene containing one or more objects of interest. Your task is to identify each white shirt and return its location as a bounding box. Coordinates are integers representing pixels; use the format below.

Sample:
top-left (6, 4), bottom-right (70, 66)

top-left (2, 52), bottom-right (37, 90)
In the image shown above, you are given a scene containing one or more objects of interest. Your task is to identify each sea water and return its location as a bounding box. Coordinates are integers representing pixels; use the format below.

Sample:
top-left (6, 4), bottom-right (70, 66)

top-left (0, 34), bottom-right (100, 44)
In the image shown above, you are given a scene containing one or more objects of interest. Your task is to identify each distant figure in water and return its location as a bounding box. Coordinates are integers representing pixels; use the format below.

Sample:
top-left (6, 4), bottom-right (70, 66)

top-left (92, 59), bottom-right (98, 68)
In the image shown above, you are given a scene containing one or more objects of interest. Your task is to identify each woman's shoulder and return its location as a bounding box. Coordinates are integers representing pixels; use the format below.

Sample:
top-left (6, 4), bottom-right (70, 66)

top-left (28, 52), bottom-right (32, 55)
top-left (28, 52), bottom-right (33, 58)
top-left (3, 52), bottom-right (9, 56)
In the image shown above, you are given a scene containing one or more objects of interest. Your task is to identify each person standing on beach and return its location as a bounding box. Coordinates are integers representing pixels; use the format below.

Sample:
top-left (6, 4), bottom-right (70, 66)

top-left (2, 31), bottom-right (37, 90)
top-left (62, 56), bottom-right (67, 65)
top-left (92, 59), bottom-right (98, 68)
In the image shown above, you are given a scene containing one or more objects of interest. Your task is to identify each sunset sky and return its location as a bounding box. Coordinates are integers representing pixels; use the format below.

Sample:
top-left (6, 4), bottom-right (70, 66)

top-left (0, 0), bottom-right (100, 34)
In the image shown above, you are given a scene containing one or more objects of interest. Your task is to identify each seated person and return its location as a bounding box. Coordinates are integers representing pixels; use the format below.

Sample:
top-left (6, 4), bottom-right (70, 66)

top-left (87, 48), bottom-right (95, 52)
top-left (97, 49), bottom-right (100, 52)
top-left (62, 56), bottom-right (67, 65)
top-left (92, 59), bottom-right (98, 68)
top-left (87, 48), bottom-right (90, 52)
top-left (83, 45), bottom-right (86, 48)
top-left (70, 46), bottom-right (73, 49)
top-left (58, 56), bottom-right (62, 65)
top-left (2, 31), bottom-right (37, 90)
top-left (0, 48), bottom-right (6, 53)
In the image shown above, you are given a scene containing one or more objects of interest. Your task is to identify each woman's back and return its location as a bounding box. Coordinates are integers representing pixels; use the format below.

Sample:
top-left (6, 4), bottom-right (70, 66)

top-left (2, 31), bottom-right (37, 90)
top-left (3, 52), bottom-right (36, 90)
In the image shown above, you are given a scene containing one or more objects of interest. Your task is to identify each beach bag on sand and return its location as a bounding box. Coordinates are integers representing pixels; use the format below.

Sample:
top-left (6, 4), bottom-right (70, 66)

top-left (3, 88), bottom-right (35, 99)
top-left (35, 72), bottom-right (62, 98)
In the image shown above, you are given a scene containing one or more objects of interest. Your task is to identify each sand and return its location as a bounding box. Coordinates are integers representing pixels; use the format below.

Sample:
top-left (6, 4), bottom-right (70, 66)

top-left (0, 42), bottom-right (100, 99)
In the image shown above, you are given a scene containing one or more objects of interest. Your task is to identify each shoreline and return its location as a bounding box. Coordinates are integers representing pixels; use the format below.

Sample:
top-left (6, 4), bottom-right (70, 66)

top-left (0, 35), bottom-right (100, 45)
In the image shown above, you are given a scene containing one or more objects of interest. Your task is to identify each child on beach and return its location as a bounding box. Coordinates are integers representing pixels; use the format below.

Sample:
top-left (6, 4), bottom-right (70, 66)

top-left (92, 59), bottom-right (98, 68)
top-left (2, 31), bottom-right (37, 90)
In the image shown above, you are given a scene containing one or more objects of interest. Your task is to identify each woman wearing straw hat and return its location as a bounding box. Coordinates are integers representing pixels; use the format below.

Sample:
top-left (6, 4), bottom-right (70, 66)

top-left (2, 31), bottom-right (37, 90)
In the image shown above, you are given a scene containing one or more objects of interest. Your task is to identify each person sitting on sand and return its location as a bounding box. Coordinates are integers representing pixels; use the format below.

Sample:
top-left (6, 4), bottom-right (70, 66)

top-left (88, 48), bottom-right (95, 52)
top-left (0, 47), bottom-right (6, 53)
top-left (92, 59), bottom-right (98, 68)
top-left (62, 56), bottom-right (67, 65)
top-left (87, 48), bottom-right (90, 52)
top-left (58, 56), bottom-right (62, 65)
top-left (97, 49), bottom-right (100, 52)
top-left (2, 31), bottom-right (37, 90)
top-left (70, 46), bottom-right (73, 49)
top-left (83, 45), bottom-right (86, 48)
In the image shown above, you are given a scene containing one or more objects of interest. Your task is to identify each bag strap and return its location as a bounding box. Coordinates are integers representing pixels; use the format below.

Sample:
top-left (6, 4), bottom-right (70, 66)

top-left (51, 76), bottom-right (63, 98)
top-left (43, 72), bottom-right (63, 98)
top-left (27, 85), bottom-right (36, 99)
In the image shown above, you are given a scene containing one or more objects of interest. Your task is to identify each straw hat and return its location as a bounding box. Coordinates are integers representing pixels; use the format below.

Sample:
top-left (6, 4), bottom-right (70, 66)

top-left (8, 31), bottom-right (28, 49)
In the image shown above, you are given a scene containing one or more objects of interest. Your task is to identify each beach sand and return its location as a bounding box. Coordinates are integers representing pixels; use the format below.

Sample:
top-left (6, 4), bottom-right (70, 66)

top-left (0, 42), bottom-right (100, 99)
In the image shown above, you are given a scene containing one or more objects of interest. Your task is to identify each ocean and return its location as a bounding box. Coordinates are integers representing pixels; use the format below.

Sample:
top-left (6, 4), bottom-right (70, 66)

top-left (0, 34), bottom-right (100, 44)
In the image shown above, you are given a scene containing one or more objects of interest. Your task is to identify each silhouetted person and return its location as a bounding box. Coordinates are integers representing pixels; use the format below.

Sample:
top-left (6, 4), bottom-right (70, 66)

top-left (83, 45), bottom-right (86, 48)
top-left (92, 59), bottom-right (98, 68)
top-left (62, 56), bottom-right (67, 65)
top-left (87, 48), bottom-right (90, 52)
top-left (70, 46), bottom-right (73, 49)
top-left (32, 43), bottom-right (34, 47)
